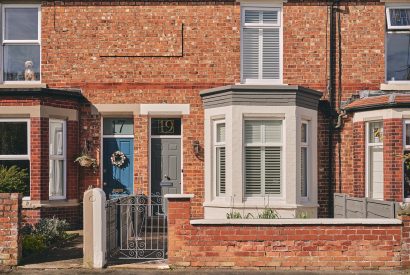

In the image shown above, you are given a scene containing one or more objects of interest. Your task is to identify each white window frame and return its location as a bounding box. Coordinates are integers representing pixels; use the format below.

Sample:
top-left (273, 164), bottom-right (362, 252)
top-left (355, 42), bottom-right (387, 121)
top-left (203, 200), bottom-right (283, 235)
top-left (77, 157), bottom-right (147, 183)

top-left (49, 119), bottom-right (67, 200)
top-left (213, 120), bottom-right (226, 197)
top-left (0, 118), bottom-right (31, 199)
top-left (1, 4), bottom-right (41, 84)
top-left (300, 120), bottom-right (309, 200)
top-left (365, 120), bottom-right (384, 199)
top-left (240, 5), bottom-right (283, 84)
top-left (385, 4), bottom-right (410, 83)
top-left (243, 118), bottom-right (283, 198)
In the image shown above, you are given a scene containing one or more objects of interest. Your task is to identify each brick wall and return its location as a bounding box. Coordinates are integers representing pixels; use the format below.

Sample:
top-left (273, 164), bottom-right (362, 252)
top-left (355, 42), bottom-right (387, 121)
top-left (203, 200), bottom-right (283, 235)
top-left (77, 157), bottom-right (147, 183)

top-left (0, 193), bottom-right (22, 268)
top-left (22, 206), bottom-right (81, 229)
top-left (168, 197), bottom-right (406, 270)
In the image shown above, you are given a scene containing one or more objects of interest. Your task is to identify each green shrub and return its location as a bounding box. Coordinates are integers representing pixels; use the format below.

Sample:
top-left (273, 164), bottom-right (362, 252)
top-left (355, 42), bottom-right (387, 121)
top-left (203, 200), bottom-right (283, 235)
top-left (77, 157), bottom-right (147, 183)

top-left (22, 235), bottom-right (46, 257)
top-left (0, 165), bottom-right (29, 195)
top-left (34, 217), bottom-right (69, 246)
top-left (257, 208), bottom-right (279, 219)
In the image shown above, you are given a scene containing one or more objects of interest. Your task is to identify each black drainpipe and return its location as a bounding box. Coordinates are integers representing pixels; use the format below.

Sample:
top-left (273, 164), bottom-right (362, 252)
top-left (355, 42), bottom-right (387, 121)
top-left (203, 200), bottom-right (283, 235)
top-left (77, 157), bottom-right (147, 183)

top-left (327, 0), bottom-right (339, 218)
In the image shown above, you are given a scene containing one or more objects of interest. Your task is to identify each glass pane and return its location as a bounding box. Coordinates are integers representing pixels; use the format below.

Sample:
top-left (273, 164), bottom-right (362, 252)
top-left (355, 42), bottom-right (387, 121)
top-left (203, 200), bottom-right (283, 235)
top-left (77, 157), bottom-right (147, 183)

top-left (264, 120), bottom-right (282, 143)
top-left (216, 147), bottom-right (225, 195)
top-left (369, 146), bottom-right (384, 200)
top-left (5, 8), bottom-right (38, 40)
top-left (265, 147), bottom-right (281, 195)
top-left (368, 121), bottom-right (383, 143)
top-left (0, 122), bottom-right (28, 155)
top-left (49, 159), bottom-right (64, 197)
top-left (244, 10), bottom-right (260, 24)
top-left (245, 146), bottom-right (262, 195)
top-left (245, 120), bottom-right (262, 144)
top-left (151, 118), bottom-right (181, 136)
top-left (0, 160), bottom-right (30, 197)
top-left (301, 123), bottom-right (307, 143)
top-left (262, 11), bottom-right (278, 24)
top-left (103, 118), bottom-right (134, 136)
top-left (389, 8), bottom-right (410, 27)
top-left (404, 150), bottom-right (410, 198)
top-left (50, 121), bottom-right (64, 156)
top-left (406, 124), bottom-right (410, 146)
top-left (4, 45), bottom-right (40, 81)
top-left (301, 147), bottom-right (307, 197)
top-left (216, 123), bottom-right (225, 143)
top-left (387, 33), bottom-right (410, 81)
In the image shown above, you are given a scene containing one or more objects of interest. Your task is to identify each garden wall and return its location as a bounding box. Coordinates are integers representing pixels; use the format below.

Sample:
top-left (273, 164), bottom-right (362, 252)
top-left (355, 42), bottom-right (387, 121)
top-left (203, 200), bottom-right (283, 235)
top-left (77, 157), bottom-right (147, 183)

top-left (0, 193), bottom-right (22, 268)
top-left (167, 196), bottom-right (409, 271)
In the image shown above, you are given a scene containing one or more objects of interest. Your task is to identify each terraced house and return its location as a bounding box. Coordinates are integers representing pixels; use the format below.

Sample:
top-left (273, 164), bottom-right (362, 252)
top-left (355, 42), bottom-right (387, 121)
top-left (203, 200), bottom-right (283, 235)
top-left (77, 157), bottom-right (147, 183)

top-left (1, 0), bottom-right (410, 227)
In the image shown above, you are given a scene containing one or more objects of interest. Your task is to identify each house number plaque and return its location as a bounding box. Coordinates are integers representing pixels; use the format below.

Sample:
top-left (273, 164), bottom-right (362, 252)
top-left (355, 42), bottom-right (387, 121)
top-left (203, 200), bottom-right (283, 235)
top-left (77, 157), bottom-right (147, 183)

top-left (151, 118), bottom-right (181, 136)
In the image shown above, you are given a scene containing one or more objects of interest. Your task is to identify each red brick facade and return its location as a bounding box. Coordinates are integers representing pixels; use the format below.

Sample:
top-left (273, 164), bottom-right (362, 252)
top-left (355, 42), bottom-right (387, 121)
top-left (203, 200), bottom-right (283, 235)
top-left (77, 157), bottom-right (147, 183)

top-left (168, 197), bottom-right (408, 270)
top-left (0, 0), bottom-right (408, 224)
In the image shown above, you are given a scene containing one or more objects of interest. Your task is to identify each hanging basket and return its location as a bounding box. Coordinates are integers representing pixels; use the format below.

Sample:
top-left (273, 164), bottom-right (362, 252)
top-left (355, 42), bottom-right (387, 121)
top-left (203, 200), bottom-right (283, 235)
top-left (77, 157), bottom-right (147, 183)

top-left (75, 155), bottom-right (97, 168)
top-left (111, 151), bottom-right (127, 168)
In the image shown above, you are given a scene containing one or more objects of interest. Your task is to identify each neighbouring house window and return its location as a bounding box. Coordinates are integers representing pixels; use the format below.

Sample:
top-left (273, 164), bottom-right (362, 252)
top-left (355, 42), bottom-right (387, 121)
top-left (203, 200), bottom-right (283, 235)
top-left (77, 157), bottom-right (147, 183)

top-left (2, 5), bottom-right (41, 82)
top-left (366, 121), bottom-right (384, 200)
top-left (244, 120), bottom-right (282, 196)
top-left (214, 121), bottom-right (226, 196)
top-left (301, 121), bottom-right (309, 198)
top-left (241, 7), bottom-right (282, 83)
top-left (49, 119), bottom-right (66, 199)
top-left (0, 119), bottom-right (30, 197)
top-left (404, 120), bottom-right (410, 199)
top-left (386, 6), bottom-right (410, 81)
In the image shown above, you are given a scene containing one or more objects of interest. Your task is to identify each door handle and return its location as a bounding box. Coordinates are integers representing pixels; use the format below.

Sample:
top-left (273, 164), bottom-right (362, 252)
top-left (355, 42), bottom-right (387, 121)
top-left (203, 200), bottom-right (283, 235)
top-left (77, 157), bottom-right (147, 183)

top-left (103, 182), bottom-right (107, 186)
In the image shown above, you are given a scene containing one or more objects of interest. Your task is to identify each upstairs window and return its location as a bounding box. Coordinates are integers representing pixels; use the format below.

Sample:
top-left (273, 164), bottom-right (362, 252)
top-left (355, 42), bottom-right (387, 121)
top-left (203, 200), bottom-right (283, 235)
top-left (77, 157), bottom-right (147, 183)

top-left (241, 7), bottom-right (282, 84)
top-left (386, 6), bottom-right (410, 82)
top-left (2, 5), bottom-right (41, 82)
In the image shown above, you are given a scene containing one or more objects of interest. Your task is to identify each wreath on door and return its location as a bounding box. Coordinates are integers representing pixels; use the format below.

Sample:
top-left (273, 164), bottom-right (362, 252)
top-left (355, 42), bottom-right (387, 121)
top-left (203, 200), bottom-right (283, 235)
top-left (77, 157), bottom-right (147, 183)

top-left (111, 151), bottom-right (127, 168)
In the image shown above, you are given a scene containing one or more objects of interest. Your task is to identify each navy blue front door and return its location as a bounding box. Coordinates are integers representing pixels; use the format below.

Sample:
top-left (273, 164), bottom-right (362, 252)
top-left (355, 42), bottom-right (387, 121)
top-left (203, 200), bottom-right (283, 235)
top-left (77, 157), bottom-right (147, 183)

top-left (103, 138), bottom-right (134, 198)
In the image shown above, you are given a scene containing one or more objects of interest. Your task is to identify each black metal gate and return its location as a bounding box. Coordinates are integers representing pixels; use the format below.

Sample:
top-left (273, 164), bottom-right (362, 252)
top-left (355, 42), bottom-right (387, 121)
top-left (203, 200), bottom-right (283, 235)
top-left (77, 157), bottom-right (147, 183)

top-left (106, 194), bottom-right (167, 260)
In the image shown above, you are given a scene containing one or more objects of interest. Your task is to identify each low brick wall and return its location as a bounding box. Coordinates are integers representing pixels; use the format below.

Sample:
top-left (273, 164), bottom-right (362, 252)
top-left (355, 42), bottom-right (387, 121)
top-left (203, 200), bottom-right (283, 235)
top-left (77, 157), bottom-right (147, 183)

top-left (22, 205), bottom-right (82, 229)
top-left (0, 193), bottom-right (22, 268)
top-left (168, 196), bottom-right (409, 271)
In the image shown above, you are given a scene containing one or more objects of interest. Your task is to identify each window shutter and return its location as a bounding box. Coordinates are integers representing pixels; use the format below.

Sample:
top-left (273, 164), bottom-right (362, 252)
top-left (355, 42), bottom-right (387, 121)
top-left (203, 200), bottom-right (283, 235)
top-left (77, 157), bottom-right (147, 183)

top-left (262, 10), bottom-right (278, 24)
top-left (265, 147), bottom-right (281, 195)
top-left (217, 147), bottom-right (226, 195)
top-left (245, 147), bottom-right (262, 195)
top-left (244, 10), bottom-right (260, 24)
top-left (388, 8), bottom-right (410, 28)
top-left (264, 120), bottom-right (282, 143)
top-left (301, 147), bottom-right (307, 197)
top-left (243, 28), bottom-right (260, 80)
top-left (262, 29), bottom-right (280, 80)
top-left (216, 123), bottom-right (225, 143)
top-left (245, 120), bottom-right (262, 143)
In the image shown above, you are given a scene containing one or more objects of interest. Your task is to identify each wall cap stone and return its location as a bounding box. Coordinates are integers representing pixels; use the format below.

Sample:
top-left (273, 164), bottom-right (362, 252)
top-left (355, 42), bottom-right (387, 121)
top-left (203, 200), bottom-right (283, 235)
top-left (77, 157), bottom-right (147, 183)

top-left (165, 194), bottom-right (194, 199)
top-left (190, 218), bottom-right (403, 225)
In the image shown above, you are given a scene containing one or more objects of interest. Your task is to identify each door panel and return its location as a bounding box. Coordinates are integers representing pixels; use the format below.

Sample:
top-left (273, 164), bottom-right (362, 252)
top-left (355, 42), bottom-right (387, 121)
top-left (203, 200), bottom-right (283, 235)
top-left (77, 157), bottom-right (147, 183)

top-left (103, 138), bottom-right (134, 198)
top-left (151, 138), bottom-right (181, 195)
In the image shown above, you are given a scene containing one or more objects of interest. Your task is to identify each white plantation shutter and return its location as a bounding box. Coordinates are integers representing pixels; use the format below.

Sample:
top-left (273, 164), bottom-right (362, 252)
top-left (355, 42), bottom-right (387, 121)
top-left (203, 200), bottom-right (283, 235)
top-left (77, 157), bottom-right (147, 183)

top-left (217, 147), bottom-right (226, 195)
top-left (242, 9), bottom-right (281, 82)
top-left (245, 120), bottom-right (282, 196)
top-left (262, 29), bottom-right (280, 79)
top-left (243, 28), bottom-right (259, 80)
top-left (216, 123), bottom-right (225, 143)
top-left (301, 147), bottom-right (307, 197)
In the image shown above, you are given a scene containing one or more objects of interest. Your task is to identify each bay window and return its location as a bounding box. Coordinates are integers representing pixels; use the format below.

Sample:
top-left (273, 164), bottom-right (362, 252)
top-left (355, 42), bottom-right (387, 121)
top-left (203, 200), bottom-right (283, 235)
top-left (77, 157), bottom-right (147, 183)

top-left (366, 121), bottom-right (384, 200)
top-left (214, 121), bottom-right (226, 196)
top-left (49, 119), bottom-right (66, 199)
top-left (0, 119), bottom-right (30, 197)
top-left (386, 6), bottom-right (410, 82)
top-left (2, 4), bottom-right (41, 82)
top-left (241, 7), bottom-right (282, 83)
top-left (244, 120), bottom-right (282, 197)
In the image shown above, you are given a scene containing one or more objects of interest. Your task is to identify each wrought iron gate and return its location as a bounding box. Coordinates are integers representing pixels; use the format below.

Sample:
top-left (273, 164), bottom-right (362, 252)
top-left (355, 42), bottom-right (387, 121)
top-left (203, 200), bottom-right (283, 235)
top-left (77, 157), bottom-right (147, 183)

top-left (106, 194), bottom-right (167, 260)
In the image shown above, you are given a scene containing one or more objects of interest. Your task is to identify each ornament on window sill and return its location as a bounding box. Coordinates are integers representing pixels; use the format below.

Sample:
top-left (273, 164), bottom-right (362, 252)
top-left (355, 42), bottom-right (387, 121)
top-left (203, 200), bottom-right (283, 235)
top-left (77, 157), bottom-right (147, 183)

top-left (373, 127), bottom-right (383, 142)
top-left (111, 151), bottom-right (127, 168)
top-left (24, 61), bottom-right (35, 81)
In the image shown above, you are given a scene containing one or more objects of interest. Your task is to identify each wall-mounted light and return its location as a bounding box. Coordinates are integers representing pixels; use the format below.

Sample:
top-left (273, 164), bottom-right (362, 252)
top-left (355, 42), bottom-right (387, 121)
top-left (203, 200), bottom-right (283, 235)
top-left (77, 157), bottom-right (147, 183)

top-left (192, 140), bottom-right (200, 156)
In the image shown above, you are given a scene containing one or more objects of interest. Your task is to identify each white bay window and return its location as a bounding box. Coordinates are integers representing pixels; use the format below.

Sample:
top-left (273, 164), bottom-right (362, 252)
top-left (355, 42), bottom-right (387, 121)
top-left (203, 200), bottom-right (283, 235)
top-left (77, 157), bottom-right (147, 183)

top-left (2, 4), bottom-right (41, 82)
top-left (244, 120), bottom-right (282, 197)
top-left (241, 7), bottom-right (282, 83)
top-left (49, 119), bottom-right (66, 199)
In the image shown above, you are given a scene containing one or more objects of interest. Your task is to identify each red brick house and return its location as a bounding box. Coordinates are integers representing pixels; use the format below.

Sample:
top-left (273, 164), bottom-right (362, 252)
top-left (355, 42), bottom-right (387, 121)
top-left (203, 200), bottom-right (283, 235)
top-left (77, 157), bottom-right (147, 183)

top-left (0, 0), bottom-right (409, 226)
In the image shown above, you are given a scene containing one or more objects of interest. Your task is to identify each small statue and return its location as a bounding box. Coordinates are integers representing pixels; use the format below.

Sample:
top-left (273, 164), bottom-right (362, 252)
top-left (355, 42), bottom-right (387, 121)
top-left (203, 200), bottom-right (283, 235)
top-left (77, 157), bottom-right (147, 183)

top-left (24, 61), bottom-right (35, 81)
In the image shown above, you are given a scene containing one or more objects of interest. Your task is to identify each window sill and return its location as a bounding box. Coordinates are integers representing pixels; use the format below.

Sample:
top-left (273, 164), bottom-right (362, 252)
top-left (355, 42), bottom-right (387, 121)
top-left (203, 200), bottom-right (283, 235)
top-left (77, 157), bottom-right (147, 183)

top-left (381, 83), bottom-right (410, 91)
top-left (0, 83), bottom-right (47, 89)
top-left (204, 201), bottom-right (318, 209)
top-left (22, 199), bottom-right (79, 209)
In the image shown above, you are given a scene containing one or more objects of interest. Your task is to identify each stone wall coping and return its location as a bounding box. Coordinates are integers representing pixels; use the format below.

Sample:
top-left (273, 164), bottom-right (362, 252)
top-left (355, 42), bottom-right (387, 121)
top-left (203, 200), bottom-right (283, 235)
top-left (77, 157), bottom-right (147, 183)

top-left (165, 194), bottom-right (195, 199)
top-left (190, 218), bottom-right (403, 225)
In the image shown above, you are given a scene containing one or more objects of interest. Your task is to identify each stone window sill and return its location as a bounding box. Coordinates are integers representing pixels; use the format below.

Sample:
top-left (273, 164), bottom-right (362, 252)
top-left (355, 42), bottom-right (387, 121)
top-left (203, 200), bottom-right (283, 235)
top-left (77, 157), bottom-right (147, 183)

top-left (190, 218), bottom-right (402, 225)
top-left (0, 83), bottom-right (47, 89)
top-left (381, 83), bottom-right (410, 91)
top-left (22, 199), bottom-right (80, 209)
